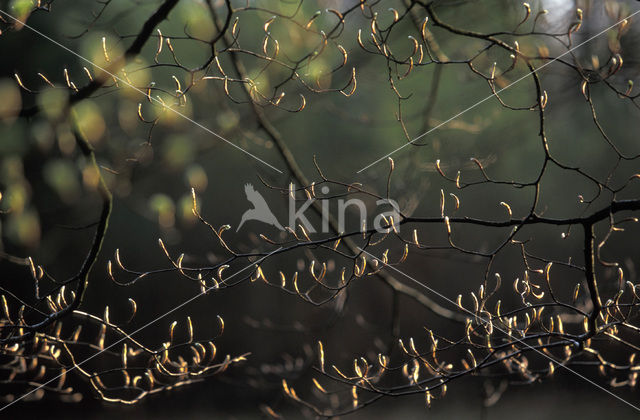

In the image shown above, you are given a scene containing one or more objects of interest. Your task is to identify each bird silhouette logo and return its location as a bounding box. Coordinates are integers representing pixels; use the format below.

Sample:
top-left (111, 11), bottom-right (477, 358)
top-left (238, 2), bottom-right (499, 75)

top-left (237, 183), bottom-right (284, 232)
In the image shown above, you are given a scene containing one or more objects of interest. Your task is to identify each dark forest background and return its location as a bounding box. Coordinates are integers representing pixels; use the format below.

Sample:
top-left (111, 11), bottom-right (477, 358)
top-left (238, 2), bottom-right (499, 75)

top-left (1, 0), bottom-right (640, 418)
